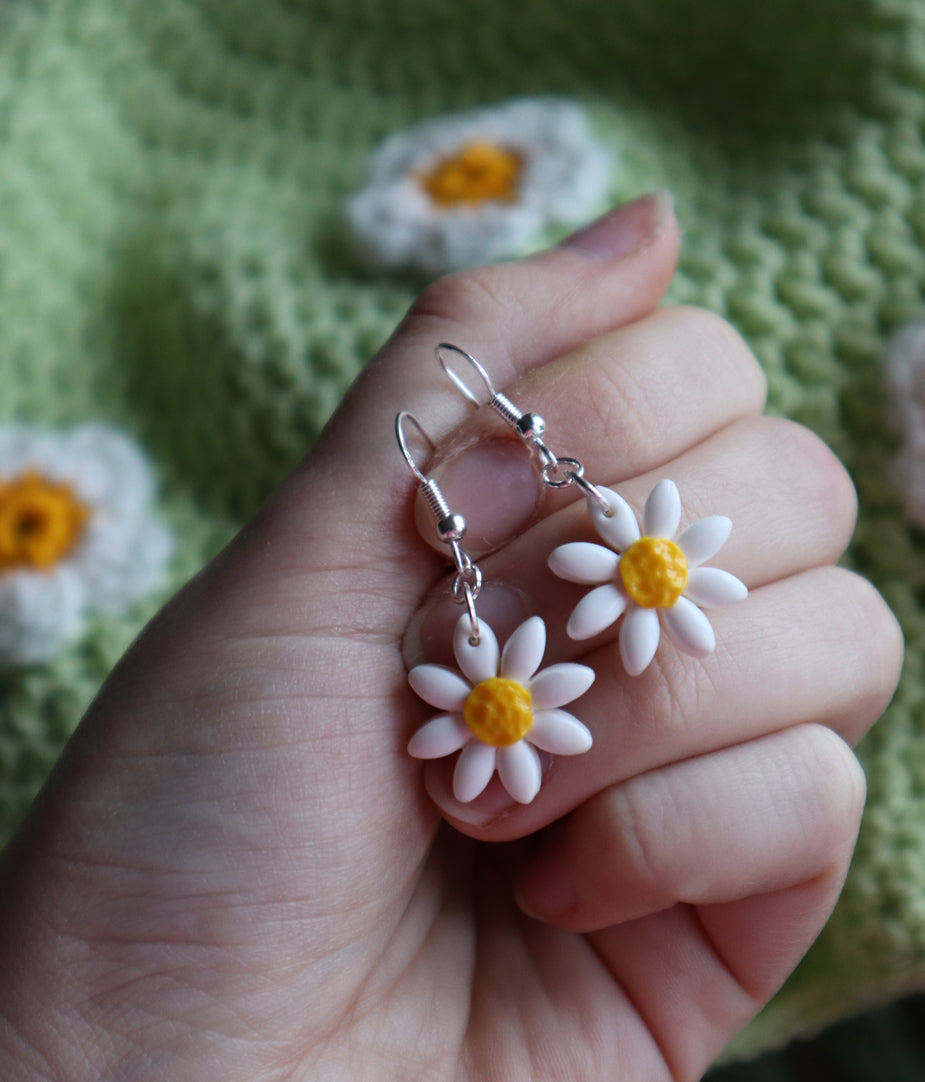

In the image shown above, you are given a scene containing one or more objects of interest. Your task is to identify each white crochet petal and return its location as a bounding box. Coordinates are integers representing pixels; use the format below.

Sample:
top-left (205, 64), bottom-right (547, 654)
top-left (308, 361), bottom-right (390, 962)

top-left (566, 583), bottom-right (627, 641)
top-left (497, 741), bottom-right (542, 804)
top-left (408, 665), bottom-right (470, 711)
top-left (453, 614), bottom-right (499, 685)
top-left (407, 714), bottom-right (471, 759)
top-left (0, 427), bottom-right (64, 482)
top-left (68, 516), bottom-right (173, 613)
top-left (0, 568), bottom-right (86, 666)
top-left (548, 542), bottom-right (619, 584)
top-left (677, 516), bottom-right (732, 567)
top-left (684, 567), bottom-right (748, 608)
top-left (63, 425), bottom-right (156, 514)
top-left (663, 596), bottom-right (716, 658)
top-left (453, 741), bottom-right (498, 803)
top-left (589, 488), bottom-right (640, 552)
top-left (528, 662), bottom-right (595, 709)
top-left (620, 606), bottom-right (661, 676)
top-left (528, 710), bottom-right (593, 755)
top-left (500, 616), bottom-right (546, 684)
top-left (642, 479), bottom-right (681, 539)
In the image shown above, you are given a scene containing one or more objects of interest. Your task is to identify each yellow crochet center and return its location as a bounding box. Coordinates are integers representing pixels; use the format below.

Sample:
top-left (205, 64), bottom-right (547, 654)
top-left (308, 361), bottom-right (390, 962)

top-left (0, 470), bottom-right (90, 572)
top-left (463, 677), bottom-right (533, 747)
top-left (619, 537), bottom-right (689, 609)
top-left (418, 140), bottom-right (523, 206)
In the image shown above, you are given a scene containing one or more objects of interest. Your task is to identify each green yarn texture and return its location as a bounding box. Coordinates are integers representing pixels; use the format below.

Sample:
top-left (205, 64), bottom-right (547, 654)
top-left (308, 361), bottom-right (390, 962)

top-left (1, 0), bottom-right (924, 1059)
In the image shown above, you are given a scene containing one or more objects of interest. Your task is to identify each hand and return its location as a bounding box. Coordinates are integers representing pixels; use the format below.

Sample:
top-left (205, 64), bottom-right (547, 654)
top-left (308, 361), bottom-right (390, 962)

top-left (0, 194), bottom-right (903, 1082)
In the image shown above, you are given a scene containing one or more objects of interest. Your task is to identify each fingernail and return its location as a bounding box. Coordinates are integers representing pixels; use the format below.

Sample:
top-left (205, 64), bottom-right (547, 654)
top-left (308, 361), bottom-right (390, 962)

top-left (420, 438), bottom-right (542, 551)
top-left (440, 776), bottom-right (520, 827)
top-left (516, 850), bottom-right (578, 920)
top-left (560, 190), bottom-right (675, 262)
top-left (402, 584), bottom-right (531, 669)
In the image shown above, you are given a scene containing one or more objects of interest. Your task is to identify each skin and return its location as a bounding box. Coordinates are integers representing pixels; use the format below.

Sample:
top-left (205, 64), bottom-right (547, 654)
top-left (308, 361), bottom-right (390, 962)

top-left (0, 194), bottom-right (904, 1082)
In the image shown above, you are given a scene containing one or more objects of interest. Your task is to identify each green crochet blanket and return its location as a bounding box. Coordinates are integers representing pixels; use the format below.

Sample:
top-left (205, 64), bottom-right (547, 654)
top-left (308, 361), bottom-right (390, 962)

top-left (1, 0), bottom-right (924, 1062)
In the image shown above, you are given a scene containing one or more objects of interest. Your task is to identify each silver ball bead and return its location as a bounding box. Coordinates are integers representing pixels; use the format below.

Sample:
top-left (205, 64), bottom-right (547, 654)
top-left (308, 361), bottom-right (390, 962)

top-left (516, 412), bottom-right (546, 440)
top-left (437, 513), bottom-right (467, 542)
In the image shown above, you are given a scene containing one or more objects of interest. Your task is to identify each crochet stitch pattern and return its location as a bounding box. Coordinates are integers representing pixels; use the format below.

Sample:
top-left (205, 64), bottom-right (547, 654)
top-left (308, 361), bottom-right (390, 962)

top-left (0, 0), bottom-right (924, 1061)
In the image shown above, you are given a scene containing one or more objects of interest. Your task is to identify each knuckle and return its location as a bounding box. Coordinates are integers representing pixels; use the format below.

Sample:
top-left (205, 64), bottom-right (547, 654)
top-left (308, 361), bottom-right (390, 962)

top-left (759, 417), bottom-right (858, 542)
top-left (820, 568), bottom-right (904, 728)
top-left (407, 263), bottom-right (529, 340)
top-left (791, 723), bottom-right (867, 844)
top-left (656, 305), bottom-right (768, 399)
top-left (570, 359), bottom-right (657, 456)
top-left (604, 776), bottom-right (674, 896)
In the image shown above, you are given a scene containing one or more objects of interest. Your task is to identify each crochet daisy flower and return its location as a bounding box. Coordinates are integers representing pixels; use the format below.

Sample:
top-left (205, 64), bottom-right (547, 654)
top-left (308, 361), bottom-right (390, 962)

top-left (549, 480), bottom-right (747, 676)
top-left (346, 98), bottom-right (614, 274)
top-left (0, 424), bottom-right (173, 665)
top-left (407, 614), bottom-right (594, 804)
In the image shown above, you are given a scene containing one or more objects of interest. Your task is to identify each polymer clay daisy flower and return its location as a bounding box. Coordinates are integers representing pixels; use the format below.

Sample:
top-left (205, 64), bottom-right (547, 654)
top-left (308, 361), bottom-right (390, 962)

top-left (346, 98), bottom-right (614, 274)
top-left (549, 479), bottom-right (748, 676)
top-left (407, 613), bottom-right (594, 804)
top-left (0, 424), bottom-right (173, 665)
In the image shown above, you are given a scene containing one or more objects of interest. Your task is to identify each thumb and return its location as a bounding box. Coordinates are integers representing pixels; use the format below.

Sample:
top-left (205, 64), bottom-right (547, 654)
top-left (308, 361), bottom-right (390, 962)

top-left (273, 191), bottom-right (681, 594)
top-left (317, 190), bottom-right (680, 490)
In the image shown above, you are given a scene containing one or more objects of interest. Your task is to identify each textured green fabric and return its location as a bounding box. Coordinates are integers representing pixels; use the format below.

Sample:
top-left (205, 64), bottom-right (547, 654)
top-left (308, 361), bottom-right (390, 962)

top-left (1, 0), bottom-right (924, 1061)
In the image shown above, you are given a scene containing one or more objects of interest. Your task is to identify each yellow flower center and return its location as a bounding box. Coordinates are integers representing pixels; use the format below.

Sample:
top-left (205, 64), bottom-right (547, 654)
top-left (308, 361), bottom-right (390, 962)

top-left (619, 537), bottom-right (689, 609)
top-left (0, 470), bottom-right (90, 572)
top-left (463, 676), bottom-right (533, 747)
top-left (418, 140), bottom-right (523, 207)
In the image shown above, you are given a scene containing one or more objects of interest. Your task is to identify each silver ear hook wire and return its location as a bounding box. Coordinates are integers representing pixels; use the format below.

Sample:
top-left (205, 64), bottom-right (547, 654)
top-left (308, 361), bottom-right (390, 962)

top-left (395, 410), bottom-right (482, 645)
top-left (435, 343), bottom-right (613, 516)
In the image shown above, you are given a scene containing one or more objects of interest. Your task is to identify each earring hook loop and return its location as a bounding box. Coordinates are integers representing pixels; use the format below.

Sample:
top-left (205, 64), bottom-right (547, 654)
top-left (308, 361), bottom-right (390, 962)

top-left (395, 410), bottom-right (435, 484)
top-left (435, 343), bottom-right (496, 408)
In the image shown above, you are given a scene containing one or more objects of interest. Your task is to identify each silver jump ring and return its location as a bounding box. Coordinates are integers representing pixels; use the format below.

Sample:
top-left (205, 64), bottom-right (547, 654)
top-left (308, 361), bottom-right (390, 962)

top-left (461, 581), bottom-right (480, 645)
top-left (452, 562), bottom-right (482, 604)
top-left (541, 456), bottom-right (585, 489)
top-left (569, 473), bottom-right (613, 517)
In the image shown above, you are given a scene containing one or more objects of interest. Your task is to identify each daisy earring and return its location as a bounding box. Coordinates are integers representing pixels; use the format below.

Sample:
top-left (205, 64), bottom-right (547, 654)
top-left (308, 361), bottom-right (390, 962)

top-left (396, 411), bottom-right (595, 805)
top-left (434, 343), bottom-right (748, 676)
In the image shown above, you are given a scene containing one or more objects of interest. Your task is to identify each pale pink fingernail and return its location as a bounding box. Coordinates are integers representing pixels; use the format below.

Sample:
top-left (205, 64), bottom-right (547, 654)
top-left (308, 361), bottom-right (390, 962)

top-left (424, 438), bottom-right (542, 551)
top-left (559, 190), bottom-right (675, 262)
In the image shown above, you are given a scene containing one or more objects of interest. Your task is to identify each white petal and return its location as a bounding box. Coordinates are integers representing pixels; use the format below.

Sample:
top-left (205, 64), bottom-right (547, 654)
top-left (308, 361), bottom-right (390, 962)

top-left (620, 607), bottom-right (661, 675)
top-left (642, 479), bottom-right (681, 539)
top-left (662, 596), bottom-right (716, 657)
top-left (407, 715), bottom-right (471, 759)
top-left (72, 515), bottom-right (173, 613)
top-left (567, 583), bottom-right (627, 640)
top-left (548, 542), bottom-right (619, 585)
top-left (0, 567), bottom-right (86, 665)
top-left (677, 516), bottom-right (732, 567)
top-left (453, 741), bottom-right (497, 803)
top-left (529, 662), bottom-right (595, 709)
top-left (684, 567), bottom-right (748, 608)
top-left (453, 614), bottom-right (499, 684)
top-left (497, 742), bottom-right (542, 804)
top-left (500, 616), bottom-right (546, 684)
top-left (408, 665), bottom-right (470, 711)
top-left (589, 487), bottom-right (640, 551)
top-left (529, 710), bottom-right (593, 755)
